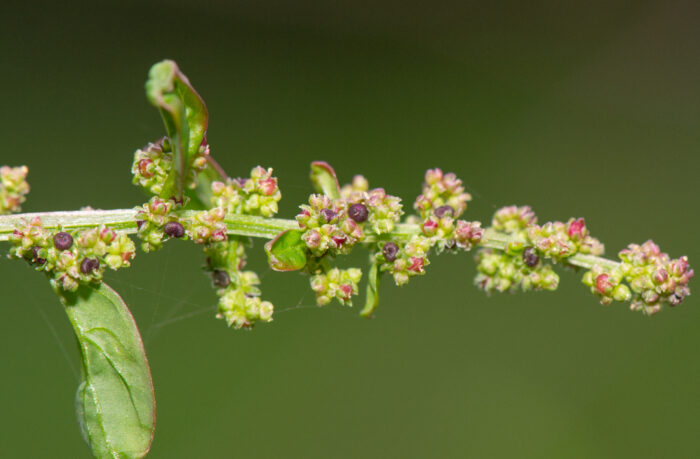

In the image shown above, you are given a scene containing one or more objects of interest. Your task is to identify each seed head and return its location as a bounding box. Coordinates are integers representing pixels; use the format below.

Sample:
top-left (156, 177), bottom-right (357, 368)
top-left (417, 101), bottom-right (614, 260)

top-left (80, 258), bottom-right (100, 274)
top-left (382, 242), bottom-right (399, 262)
top-left (164, 221), bottom-right (185, 238)
top-left (53, 232), bottom-right (73, 251)
top-left (212, 270), bottom-right (231, 287)
top-left (348, 203), bottom-right (369, 223)
top-left (434, 205), bottom-right (454, 219)
top-left (320, 208), bottom-right (337, 222)
top-left (522, 247), bottom-right (539, 267)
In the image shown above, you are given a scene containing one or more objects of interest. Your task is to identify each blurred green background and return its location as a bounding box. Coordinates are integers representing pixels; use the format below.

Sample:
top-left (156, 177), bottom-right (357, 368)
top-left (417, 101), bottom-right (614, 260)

top-left (1, 1), bottom-right (699, 457)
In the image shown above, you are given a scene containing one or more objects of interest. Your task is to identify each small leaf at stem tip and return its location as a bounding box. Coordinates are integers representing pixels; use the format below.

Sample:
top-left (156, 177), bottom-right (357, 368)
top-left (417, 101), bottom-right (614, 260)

top-left (60, 283), bottom-right (155, 459)
top-left (265, 229), bottom-right (308, 272)
top-left (360, 261), bottom-right (382, 318)
top-left (310, 161), bottom-right (341, 199)
top-left (146, 59), bottom-right (209, 201)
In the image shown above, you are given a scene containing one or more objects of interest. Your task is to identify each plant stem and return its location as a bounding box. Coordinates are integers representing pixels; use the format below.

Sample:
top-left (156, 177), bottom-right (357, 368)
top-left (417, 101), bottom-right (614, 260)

top-left (0, 209), bottom-right (620, 270)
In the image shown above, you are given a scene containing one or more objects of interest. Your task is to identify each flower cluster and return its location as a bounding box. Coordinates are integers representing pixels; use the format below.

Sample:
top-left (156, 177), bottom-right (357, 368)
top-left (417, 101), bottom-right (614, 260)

top-left (297, 194), bottom-right (366, 257)
top-left (205, 240), bottom-right (274, 329)
top-left (528, 218), bottom-right (604, 260)
top-left (8, 217), bottom-right (135, 292)
top-left (132, 138), bottom-right (210, 196)
top-left (583, 240), bottom-right (694, 315)
top-left (340, 175), bottom-right (403, 234)
top-left (414, 168), bottom-right (471, 219)
top-left (376, 236), bottom-right (431, 286)
top-left (310, 267), bottom-right (362, 306)
top-left (183, 207), bottom-right (227, 244)
top-left (474, 206), bottom-right (560, 294)
top-left (131, 138), bottom-right (171, 195)
top-left (135, 197), bottom-right (185, 251)
top-left (421, 211), bottom-right (484, 253)
top-left (476, 248), bottom-right (559, 293)
top-left (492, 205), bottom-right (537, 235)
top-left (211, 166), bottom-right (281, 217)
top-left (0, 166), bottom-right (30, 215)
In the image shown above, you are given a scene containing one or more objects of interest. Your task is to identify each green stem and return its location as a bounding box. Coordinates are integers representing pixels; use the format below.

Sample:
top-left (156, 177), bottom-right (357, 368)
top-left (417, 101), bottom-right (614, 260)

top-left (0, 209), bottom-right (620, 270)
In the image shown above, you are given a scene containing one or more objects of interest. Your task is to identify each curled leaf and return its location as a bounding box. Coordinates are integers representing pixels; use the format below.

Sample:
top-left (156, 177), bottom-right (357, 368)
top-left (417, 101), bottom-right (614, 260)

top-left (265, 229), bottom-right (307, 271)
top-left (310, 161), bottom-right (340, 199)
top-left (146, 59), bottom-right (209, 200)
top-left (60, 283), bottom-right (155, 459)
top-left (360, 260), bottom-right (382, 317)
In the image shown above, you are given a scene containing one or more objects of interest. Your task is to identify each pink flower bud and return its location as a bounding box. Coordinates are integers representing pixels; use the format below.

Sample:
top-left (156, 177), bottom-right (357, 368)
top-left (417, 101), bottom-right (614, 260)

top-left (259, 177), bottom-right (278, 196)
top-left (422, 218), bottom-right (438, 236)
top-left (595, 273), bottom-right (612, 294)
top-left (567, 218), bottom-right (586, 238)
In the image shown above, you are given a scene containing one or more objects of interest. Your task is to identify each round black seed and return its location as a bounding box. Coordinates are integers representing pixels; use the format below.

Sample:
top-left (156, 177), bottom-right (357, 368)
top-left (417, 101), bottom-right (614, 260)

top-left (80, 258), bottom-right (100, 274)
top-left (523, 247), bottom-right (539, 267)
top-left (382, 242), bottom-right (399, 262)
top-left (164, 221), bottom-right (185, 238)
top-left (212, 270), bottom-right (230, 288)
top-left (348, 203), bottom-right (369, 223)
top-left (53, 232), bottom-right (73, 251)
top-left (320, 209), bottom-right (337, 222)
top-left (434, 205), bottom-right (454, 219)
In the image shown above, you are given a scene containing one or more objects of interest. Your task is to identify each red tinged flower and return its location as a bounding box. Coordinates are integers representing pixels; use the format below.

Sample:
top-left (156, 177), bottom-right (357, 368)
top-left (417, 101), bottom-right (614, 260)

top-left (595, 273), bottom-right (612, 294)
top-left (408, 257), bottom-right (425, 273)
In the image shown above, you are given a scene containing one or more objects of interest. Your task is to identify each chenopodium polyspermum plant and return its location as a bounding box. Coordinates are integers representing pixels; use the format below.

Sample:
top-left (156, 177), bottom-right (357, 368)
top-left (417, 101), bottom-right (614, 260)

top-left (0, 60), bottom-right (693, 459)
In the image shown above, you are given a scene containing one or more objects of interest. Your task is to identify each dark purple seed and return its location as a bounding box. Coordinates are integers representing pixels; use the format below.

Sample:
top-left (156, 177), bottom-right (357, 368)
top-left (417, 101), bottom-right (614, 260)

top-left (212, 270), bottom-right (230, 287)
top-left (80, 258), bottom-right (100, 274)
top-left (382, 242), bottom-right (399, 262)
top-left (434, 205), bottom-right (454, 219)
top-left (348, 203), bottom-right (369, 223)
top-left (320, 209), bottom-right (337, 222)
top-left (136, 220), bottom-right (146, 230)
top-left (523, 247), bottom-right (539, 267)
top-left (53, 232), bottom-right (73, 251)
top-left (164, 221), bottom-right (185, 238)
top-left (31, 246), bottom-right (46, 265)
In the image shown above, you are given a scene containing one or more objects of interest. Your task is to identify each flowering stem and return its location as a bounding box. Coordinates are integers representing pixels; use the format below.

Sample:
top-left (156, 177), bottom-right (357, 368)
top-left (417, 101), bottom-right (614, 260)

top-left (0, 209), bottom-right (620, 271)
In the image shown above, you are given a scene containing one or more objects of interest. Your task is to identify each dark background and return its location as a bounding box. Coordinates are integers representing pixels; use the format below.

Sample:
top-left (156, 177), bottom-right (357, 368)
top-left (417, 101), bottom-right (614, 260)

top-left (1, 1), bottom-right (699, 457)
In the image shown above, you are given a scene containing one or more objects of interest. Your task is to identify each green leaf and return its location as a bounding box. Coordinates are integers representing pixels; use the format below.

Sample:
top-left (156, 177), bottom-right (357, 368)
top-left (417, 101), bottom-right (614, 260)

top-left (60, 283), bottom-right (155, 459)
top-left (146, 59), bottom-right (209, 200)
top-left (360, 261), bottom-right (382, 318)
top-left (310, 161), bottom-right (340, 199)
top-left (265, 229), bottom-right (307, 271)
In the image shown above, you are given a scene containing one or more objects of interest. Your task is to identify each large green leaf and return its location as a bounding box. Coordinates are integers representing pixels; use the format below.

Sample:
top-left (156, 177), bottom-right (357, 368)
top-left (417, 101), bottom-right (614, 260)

top-left (310, 161), bottom-right (340, 199)
top-left (60, 283), bottom-right (155, 459)
top-left (265, 230), bottom-right (307, 271)
top-left (360, 260), bottom-right (382, 318)
top-left (146, 59), bottom-right (209, 201)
